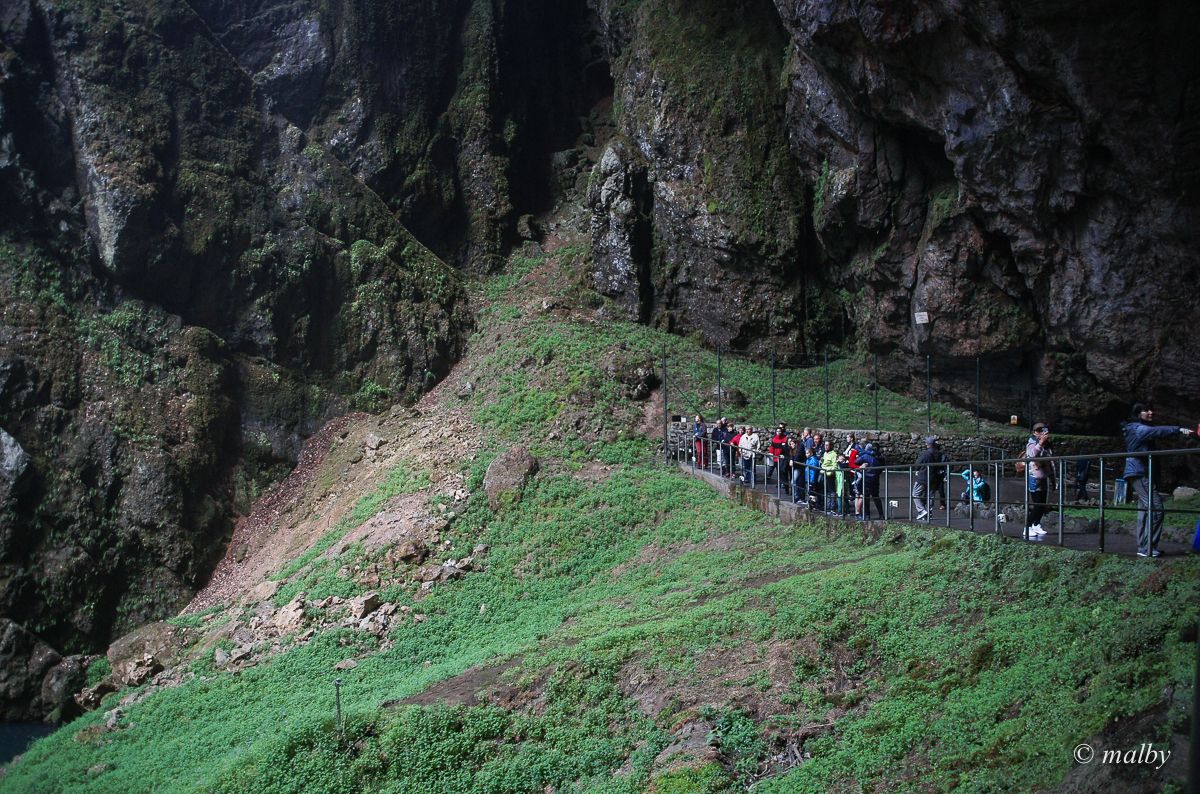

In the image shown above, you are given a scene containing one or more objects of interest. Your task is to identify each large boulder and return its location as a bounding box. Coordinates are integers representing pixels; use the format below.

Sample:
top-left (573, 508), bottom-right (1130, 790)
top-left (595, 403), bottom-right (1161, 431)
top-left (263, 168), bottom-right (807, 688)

top-left (484, 447), bottom-right (540, 510)
top-left (107, 623), bottom-right (185, 688)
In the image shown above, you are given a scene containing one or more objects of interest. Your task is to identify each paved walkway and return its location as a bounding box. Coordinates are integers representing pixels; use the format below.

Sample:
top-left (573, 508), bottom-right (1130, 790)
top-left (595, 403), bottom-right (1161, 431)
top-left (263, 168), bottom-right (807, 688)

top-left (679, 458), bottom-right (1194, 558)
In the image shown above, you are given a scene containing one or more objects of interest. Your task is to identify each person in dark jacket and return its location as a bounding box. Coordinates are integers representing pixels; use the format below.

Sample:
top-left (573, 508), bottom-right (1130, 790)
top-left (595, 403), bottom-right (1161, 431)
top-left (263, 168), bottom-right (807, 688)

top-left (692, 415), bottom-right (708, 468)
top-left (859, 443), bottom-right (885, 520)
top-left (1122, 403), bottom-right (1194, 557)
top-left (711, 418), bottom-right (730, 476)
top-left (912, 437), bottom-right (944, 521)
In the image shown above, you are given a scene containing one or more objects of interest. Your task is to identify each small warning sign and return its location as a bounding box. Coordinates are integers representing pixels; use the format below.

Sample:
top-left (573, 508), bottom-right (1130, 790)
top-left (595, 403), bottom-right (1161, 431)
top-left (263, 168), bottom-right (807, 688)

top-left (914, 311), bottom-right (929, 324)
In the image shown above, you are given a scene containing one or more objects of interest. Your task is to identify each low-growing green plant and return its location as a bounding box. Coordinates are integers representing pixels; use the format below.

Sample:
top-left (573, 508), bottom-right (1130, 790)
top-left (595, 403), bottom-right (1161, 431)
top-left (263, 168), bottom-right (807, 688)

top-left (85, 657), bottom-right (112, 688)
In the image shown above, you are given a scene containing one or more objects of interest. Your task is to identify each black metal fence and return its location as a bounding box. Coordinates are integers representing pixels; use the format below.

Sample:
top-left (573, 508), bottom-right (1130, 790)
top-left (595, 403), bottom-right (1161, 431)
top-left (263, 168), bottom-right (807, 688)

top-left (667, 433), bottom-right (1200, 556)
top-left (660, 346), bottom-right (1070, 438)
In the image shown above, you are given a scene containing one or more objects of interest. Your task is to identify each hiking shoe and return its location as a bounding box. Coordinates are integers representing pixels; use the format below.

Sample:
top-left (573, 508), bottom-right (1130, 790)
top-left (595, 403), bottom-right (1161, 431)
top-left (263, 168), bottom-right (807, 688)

top-left (1029, 525), bottom-right (1046, 536)
top-left (1137, 550), bottom-right (1162, 558)
top-left (915, 510), bottom-right (928, 521)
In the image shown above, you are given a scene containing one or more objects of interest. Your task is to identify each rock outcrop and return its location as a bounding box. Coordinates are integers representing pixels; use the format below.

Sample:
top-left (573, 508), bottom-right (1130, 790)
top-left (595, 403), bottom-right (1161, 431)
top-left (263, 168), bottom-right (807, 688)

top-left (0, 0), bottom-right (468, 717)
top-left (585, 0), bottom-right (1200, 428)
top-left (484, 447), bottom-right (540, 510)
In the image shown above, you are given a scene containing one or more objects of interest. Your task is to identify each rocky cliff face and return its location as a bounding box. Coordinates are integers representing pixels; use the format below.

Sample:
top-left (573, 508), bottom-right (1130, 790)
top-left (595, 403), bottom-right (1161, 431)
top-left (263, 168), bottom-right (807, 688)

top-left (0, 0), bottom-right (468, 718)
top-left (586, 0), bottom-right (1200, 428)
top-left (1, 0), bottom-right (1197, 720)
top-left (190, 0), bottom-right (613, 271)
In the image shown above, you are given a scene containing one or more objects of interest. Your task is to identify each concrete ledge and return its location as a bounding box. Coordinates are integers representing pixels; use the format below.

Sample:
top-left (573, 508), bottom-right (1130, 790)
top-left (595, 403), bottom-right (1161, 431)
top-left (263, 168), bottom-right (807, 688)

top-left (678, 462), bottom-right (890, 543)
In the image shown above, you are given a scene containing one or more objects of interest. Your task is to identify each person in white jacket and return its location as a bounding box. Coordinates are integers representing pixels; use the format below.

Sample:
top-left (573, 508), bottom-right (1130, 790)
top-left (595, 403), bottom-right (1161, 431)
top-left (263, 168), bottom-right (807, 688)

top-left (740, 427), bottom-right (761, 486)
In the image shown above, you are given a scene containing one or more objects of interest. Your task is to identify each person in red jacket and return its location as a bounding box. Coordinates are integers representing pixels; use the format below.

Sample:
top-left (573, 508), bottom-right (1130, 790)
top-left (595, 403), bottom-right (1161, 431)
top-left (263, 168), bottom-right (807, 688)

top-left (730, 426), bottom-right (744, 479)
top-left (765, 423), bottom-right (788, 488)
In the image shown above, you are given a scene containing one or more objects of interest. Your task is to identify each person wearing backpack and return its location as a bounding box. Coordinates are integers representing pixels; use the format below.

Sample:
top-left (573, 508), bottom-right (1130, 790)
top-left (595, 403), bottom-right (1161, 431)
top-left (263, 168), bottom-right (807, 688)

top-left (786, 437), bottom-right (805, 503)
top-left (1023, 422), bottom-right (1055, 537)
top-left (1122, 403), bottom-right (1195, 557)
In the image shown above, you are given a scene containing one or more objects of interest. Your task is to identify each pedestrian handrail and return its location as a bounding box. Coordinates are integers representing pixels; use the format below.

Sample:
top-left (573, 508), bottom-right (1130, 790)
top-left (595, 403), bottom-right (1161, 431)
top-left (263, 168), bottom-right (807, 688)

top-left (671, 431), bottom-right (1200, 556)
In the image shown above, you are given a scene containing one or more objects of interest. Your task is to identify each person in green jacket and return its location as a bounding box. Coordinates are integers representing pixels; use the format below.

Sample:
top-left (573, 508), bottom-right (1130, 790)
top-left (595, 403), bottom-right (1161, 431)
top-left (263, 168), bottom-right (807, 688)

top-left (820, 440), bottom-right (839, 515)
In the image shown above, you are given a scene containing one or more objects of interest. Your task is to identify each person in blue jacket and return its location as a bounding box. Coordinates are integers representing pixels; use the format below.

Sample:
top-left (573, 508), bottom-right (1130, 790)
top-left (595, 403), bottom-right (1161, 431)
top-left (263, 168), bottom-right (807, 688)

top-left (958, 467), bottom-right (988, 504)
top-left (1122, 402), bottom-right (1194, 557)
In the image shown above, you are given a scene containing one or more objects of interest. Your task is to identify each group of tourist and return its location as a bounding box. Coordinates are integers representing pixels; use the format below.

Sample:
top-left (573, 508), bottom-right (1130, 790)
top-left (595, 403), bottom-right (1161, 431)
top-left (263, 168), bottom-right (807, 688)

top-left (690, 400), bottom-right (1195, 558)
top-left (692, 418), bottom-right (887, 519)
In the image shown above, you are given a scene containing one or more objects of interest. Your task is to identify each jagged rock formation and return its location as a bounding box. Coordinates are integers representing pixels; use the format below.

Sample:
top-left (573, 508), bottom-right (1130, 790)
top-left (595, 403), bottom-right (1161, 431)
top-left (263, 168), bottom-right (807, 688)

top-left (190, 0), bottom-right (613, 271)
top-left (587, 0), bottom-right (1200, 429)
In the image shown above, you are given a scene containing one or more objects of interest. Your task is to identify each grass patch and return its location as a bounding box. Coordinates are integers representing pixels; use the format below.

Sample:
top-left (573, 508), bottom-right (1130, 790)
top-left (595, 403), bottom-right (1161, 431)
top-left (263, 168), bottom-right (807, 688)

top-left (5, 459), bottom-right (1197, 792)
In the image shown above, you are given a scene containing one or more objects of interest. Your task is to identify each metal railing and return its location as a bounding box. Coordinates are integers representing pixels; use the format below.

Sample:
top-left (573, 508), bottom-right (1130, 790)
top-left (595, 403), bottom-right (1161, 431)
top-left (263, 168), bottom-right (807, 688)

top-left (661, 345), bottom-right (1062, 436)
top-left (671, 432), bottom-right (1200, 555)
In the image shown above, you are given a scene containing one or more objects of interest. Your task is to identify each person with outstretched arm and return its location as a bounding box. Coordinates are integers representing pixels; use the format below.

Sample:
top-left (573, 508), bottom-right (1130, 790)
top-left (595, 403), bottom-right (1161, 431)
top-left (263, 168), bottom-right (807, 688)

top-left (1122, 403), bottom-right (1195, 557)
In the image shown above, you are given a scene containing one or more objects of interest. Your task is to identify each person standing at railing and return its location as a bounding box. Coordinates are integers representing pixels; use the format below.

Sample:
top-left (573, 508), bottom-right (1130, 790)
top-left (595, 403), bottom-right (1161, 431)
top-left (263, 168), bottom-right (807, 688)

top-left (806, 445), bottom-right (822, 510)
top-left (821, 440), bottom-right (839, 514)
top-left (1024, 423), bottom-right (1055, 537)
top-left (766, 424), bottom-right (788, 487)
top-left (740, 426), bottom-right (761, 486)
top-left (1121, 403), bottom-right (1195, 557)
top-left (787, 437), bottom-right (805, 504)
top-left (693, 415), bottom-right (708, 469)
top-left (913, 437), bottom-right (943, 521)
top-left (712, 418), bottom-right (731, 477)
top-left (859, 443), bottom-right (885, 520)
top-left (836, 453), bottom-right (851, 516)
top-left (801, 427), bottom-right (815, 457)
top-left (844, 434), bottom-right (863, 517)
top-left (1074, 457), bottom-right (1092, 503)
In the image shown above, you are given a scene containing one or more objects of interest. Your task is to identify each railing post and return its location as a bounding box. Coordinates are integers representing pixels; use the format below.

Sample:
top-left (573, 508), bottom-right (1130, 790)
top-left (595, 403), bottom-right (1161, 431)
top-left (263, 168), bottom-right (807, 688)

top-left (874, 354), bottom-right (880, 432)
top-left (884, 465), bottom-right (890, 520)
top-left (975, 356), bottom-right (981, 434)
top-left (968, 460), bottom-right (975, 531)
top-left (1057, 458), bottom-right (1064, 546)
top-left (1148, 450), bottom-right (1155, 555)
top-left (1023, 467), bottom-right (1029, 540)
top-left (993, 461), bottom-right (1001, 535)
top-left (926, 355), bottom-right (932, 434)
top-left (716, 345), bottom-right (722, 418)
top-left (770, 350), bottom-right (776, 427)
top-left (1098, 457), bottom-right (1106, 553)
top-left (908, 467), bottom-right (913, 521)
top-left (944, 461), bottom-right (952, 527)
top-left (662, 345), bottom-right (669, 464)
top-left (824, 351), bottom-right (831, 429)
